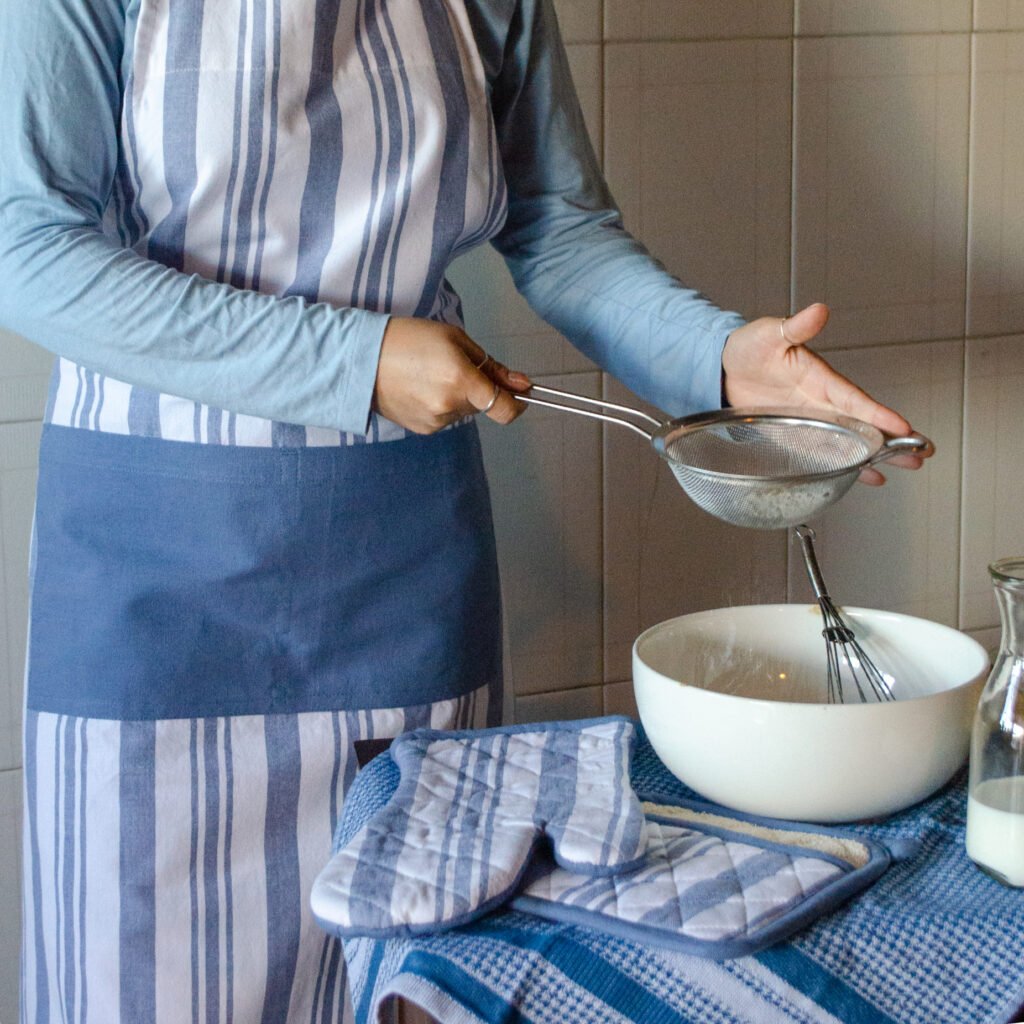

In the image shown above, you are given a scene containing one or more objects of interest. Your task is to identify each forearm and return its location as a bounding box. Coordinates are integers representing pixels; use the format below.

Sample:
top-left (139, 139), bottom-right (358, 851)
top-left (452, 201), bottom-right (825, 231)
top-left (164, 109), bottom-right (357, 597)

top-left (487, 0), bottom-right (744, 417)
top-left (0, 217), bottom-right (389, 433)
top-left (499, 210), bottom-right (743, 416)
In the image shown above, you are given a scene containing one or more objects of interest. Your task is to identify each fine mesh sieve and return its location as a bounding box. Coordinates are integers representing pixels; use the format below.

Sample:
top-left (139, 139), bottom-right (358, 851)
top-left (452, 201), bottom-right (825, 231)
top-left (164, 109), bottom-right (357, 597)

top-left (515, 385), bottom-right (932, 530)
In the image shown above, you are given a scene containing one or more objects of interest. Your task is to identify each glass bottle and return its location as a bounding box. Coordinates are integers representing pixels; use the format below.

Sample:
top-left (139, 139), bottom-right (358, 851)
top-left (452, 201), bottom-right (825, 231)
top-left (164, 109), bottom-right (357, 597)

top-left (966, 558), bottom-right (1024, 887)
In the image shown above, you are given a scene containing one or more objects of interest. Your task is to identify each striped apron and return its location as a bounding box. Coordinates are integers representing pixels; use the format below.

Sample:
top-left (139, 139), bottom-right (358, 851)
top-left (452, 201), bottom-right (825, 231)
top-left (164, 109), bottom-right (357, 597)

top-left (21, 0), bottom-right (507, 1021)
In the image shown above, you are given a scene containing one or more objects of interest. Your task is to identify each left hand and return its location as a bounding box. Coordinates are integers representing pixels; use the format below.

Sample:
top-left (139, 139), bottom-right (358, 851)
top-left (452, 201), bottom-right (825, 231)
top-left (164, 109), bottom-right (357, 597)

top-left (721, 302), bottom-right (930, 485)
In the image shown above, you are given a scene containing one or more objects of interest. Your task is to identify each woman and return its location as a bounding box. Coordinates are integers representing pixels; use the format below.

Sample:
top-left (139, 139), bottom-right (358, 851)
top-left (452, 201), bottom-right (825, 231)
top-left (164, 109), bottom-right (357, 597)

top-left (0, 0), bottom-right (922, 1020)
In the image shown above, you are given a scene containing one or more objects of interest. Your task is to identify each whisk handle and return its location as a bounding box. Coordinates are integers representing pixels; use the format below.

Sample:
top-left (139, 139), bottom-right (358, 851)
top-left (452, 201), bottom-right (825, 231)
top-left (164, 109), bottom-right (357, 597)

top-left (795, 524), bottom-right (832, 602)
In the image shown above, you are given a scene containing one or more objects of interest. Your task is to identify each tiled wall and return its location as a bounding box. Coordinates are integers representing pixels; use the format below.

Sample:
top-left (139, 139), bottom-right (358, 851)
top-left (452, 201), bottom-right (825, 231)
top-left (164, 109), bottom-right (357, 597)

top-left (460, 0), bottom-right (1024, 730)
top-left (1, 0), bottom-right (1023, 1016)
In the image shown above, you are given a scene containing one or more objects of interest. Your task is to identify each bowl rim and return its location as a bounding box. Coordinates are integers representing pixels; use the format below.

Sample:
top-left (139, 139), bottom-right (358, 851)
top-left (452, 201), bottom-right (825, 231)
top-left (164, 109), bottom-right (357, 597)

top-left (632, 603), bottom-right (990, 712)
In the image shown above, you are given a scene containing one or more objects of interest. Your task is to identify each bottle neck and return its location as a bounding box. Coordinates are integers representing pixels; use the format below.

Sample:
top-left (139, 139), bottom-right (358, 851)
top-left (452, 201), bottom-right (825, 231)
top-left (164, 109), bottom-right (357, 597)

top-left (994, 580), bottom-right (1024, 658)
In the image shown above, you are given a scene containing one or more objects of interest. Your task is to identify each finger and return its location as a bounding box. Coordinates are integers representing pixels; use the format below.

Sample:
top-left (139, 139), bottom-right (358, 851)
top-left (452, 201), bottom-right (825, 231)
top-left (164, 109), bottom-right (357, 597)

top-left (467, 354), bottom-right (532, 420)
top-left (446, 328), bottom-right (490, 372)
top-left (461, 370), bottom-right (518, 426)
top-left (487, 360), bottom-right (533, 393)
top-left (883, 452), bottom-right (925, 471)
top-left (856, 447), bottom-right (926, 486)
top-left (798, 348), bottom-right (913, 437)
top-left (779, 303), bottom-right (830, 346)
top-left (470, 383), bottom-right (521, 425)
top-left (857, 467), bottom-right (887, 486)
top-left (783, 309), bottom-right (916, 437)
top-left (824, 374), bottom-right (912, 438)
top-left (486, 388), bottom-right (526, 425)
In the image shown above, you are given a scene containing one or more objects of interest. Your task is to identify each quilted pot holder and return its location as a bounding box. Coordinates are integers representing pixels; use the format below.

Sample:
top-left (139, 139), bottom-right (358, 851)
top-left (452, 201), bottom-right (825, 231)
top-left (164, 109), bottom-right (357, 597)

top-left (311, 717), bottom-right (649, 938)
top-left (512, 795), bottom-right (891, 959)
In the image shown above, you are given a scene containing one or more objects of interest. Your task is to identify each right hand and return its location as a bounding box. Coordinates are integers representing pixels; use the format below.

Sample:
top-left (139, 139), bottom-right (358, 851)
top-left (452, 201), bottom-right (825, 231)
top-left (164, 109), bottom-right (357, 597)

top-left (373, 317), bottom-right (532, 434)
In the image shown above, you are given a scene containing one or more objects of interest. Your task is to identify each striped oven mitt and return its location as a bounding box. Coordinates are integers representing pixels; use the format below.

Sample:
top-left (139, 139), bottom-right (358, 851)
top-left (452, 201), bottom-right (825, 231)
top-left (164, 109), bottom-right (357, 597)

top-left (311, 717), bottom-right (648, 938)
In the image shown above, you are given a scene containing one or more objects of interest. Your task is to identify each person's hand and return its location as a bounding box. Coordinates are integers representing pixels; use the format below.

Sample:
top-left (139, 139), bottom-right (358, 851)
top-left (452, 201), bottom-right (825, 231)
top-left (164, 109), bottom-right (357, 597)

top-left (721, 302), bottom-right (931, 485)
top-left (374, 317), bottom-right (532, 434)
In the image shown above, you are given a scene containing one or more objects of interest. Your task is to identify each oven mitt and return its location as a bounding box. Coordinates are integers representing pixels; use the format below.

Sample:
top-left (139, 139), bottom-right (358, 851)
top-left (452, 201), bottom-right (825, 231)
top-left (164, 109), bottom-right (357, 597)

top-left (311, 717), bottom-right (649, 938)
top-left (511, 796), bottom-right (891, 959)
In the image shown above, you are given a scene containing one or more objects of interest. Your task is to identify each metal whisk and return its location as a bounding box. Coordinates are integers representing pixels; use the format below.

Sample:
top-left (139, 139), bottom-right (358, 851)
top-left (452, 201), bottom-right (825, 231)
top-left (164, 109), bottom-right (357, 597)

top-left (794, 525), bottom-right (895, 704)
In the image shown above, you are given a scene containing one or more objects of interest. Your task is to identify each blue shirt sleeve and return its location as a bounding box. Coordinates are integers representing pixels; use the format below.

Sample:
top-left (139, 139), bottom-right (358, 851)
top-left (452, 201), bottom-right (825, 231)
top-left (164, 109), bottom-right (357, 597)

top-left (0, 0), bottom-right (389, 435)
top-left (484, 0), bottom-right (746, 416)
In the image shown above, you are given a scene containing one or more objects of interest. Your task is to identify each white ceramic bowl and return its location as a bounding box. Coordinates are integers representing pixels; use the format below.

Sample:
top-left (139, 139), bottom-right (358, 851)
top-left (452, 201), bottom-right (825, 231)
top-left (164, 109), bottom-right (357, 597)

top-left (632, 605), bottom-right (989, 823)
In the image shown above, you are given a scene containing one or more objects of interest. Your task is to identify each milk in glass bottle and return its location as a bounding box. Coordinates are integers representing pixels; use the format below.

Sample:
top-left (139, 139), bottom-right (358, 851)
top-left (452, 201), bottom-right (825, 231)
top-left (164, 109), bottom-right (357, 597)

top-left (966, 558), bottom-right (1024, 887)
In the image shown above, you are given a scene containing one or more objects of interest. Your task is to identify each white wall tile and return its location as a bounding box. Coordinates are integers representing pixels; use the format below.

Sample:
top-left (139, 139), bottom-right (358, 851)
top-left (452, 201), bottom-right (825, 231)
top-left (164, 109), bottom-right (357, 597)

top-left (604, 40), bottom-right (792, 321)
top-left (565, 43), bottom-right (603, 153)
top-left (603, 376), bottom-right (788, 682)
top-left (961, 335), bottom-right (1024, 630)
top-left (793, 35), bottom-right (970, 349)
top-left (974, 0), bottom-right (1024, 30)
top-left (479, 373), bottom-right (603, 697)
top-left (603, 680), bottom-right (638, 719)
top-left (447, 44), bottom-right (601, 379)
top-left (965, 626), bottom-right (1001, 664)
top-left (605, 1), bottom-right (792, 43)
top-left (786, 341), bottom-right (963, 626)
top-left (0, 422), bottom-right (40, 773)
top-left (967, 33), bottom-right (1024, 339)
top-left (0, 768), bottom-right (23, 1024)
top-left (796, 0), bottom-right (971, 36)
top-left (554, 0), bottom-right (602, 44)
top-left (514, 685), bottom-right (603, 724)
top-left (0, 329), bottom-right (51, 426)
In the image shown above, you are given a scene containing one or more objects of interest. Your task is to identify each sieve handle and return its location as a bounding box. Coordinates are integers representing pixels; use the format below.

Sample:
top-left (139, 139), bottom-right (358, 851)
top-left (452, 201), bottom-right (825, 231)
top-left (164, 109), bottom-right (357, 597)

top-left (865, 431), bottom-right (934, 467)
top-left (515, 384), bottom-right (662, 441)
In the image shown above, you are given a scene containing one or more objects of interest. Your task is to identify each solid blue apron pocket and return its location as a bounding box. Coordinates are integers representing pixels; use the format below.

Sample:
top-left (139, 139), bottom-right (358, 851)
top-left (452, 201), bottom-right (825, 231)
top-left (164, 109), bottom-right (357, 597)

top-left (28, 424), bottom-right (500, 719)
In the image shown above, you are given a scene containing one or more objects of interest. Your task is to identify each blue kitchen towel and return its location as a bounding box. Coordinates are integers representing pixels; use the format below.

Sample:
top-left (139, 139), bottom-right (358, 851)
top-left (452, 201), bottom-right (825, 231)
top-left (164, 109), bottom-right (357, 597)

top-left (338, 728), bottom-right (1024, 1024)
top-left (513, 796), bottom-right (890, 959)
top-left (312, 717), bottom-right (648, 937)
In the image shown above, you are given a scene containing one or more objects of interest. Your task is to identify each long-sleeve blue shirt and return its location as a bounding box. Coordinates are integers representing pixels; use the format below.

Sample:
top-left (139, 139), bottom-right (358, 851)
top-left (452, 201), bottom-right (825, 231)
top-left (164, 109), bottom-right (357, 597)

top-left (0, 0), bottom-right (745, 440)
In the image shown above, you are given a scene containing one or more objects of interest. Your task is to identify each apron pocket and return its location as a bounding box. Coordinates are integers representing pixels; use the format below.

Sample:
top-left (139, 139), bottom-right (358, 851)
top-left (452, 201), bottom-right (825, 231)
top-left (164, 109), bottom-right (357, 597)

top-left (28, 424), bottom-right (500, 719)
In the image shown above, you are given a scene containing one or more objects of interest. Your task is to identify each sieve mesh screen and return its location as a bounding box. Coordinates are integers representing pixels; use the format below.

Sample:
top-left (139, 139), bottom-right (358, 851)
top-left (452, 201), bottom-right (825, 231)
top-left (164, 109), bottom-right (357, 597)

top-left (663, 419), bottom-right (875, 478)
top-left (658, 415), bottom-right (881, 529)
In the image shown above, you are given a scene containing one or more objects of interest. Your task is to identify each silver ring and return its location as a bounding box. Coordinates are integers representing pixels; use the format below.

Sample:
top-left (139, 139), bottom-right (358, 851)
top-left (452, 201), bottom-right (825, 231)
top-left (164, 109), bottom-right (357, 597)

top-left (779, 318), bottom-right (790, 343)
top-left (474, 352), bottom-right (491, 371)
top-left (479, 383), bottom-right (500, 414)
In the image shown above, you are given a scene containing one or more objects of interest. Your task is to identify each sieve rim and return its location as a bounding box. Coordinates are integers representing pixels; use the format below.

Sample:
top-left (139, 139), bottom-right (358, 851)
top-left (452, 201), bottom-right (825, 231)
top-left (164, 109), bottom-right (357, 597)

top-left (654, 406), bottom-right (884, 483)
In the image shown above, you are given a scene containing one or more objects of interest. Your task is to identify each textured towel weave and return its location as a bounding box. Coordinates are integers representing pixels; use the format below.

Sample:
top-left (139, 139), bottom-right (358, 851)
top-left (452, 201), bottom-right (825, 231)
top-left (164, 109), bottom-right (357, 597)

top-left (337, 728), bottom-right (1024, 1024)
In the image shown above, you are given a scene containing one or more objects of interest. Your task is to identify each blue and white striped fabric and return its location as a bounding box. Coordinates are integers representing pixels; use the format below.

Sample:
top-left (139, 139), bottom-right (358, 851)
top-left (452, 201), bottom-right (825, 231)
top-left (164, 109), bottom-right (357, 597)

top-left (43, 0), bottom-right (505, 446)
top-left (14, 0), bottom-right (510, 1019)
top-left (340, 732), bottom-right (1024, 1024)
top-left (312, 718), bottom-right (648, 937)
top-left (20, 690), bottom-right (493, 1024)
